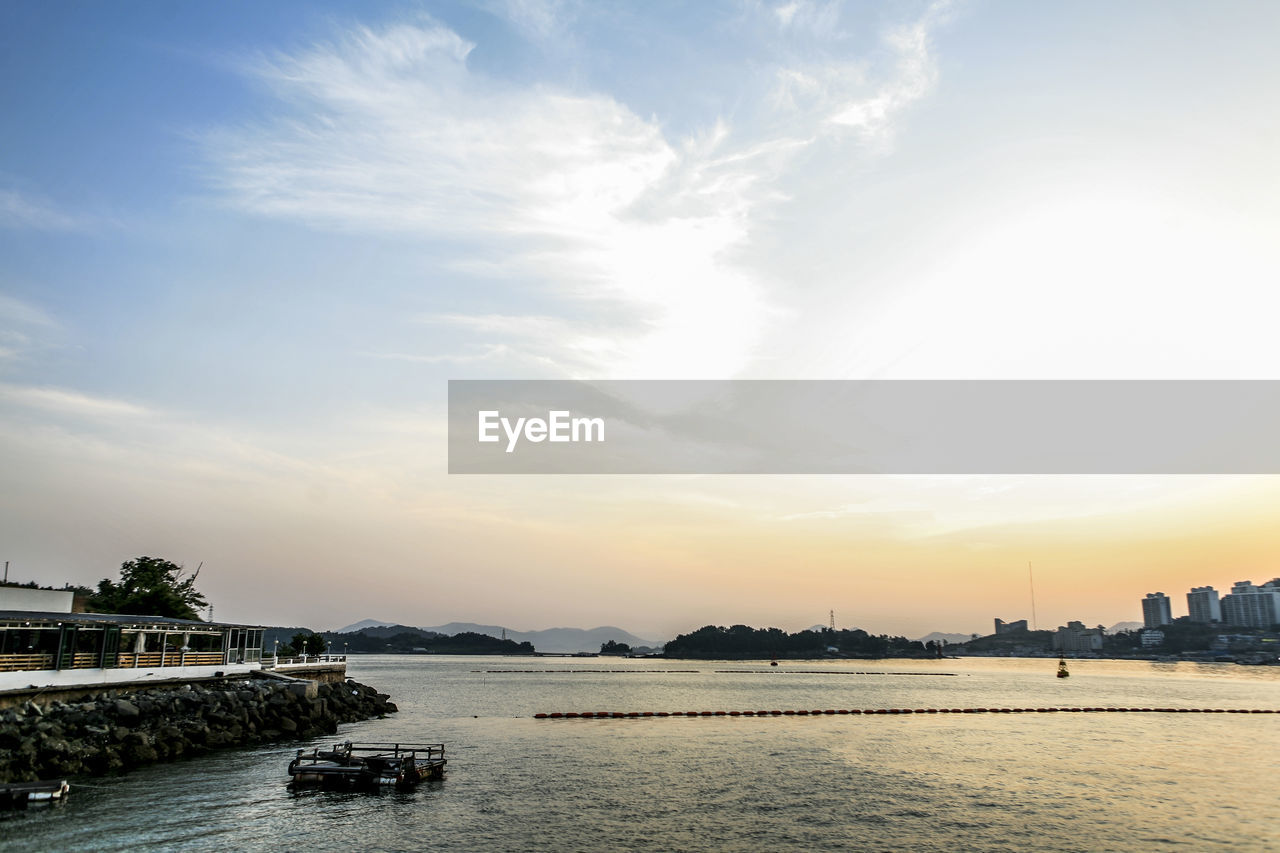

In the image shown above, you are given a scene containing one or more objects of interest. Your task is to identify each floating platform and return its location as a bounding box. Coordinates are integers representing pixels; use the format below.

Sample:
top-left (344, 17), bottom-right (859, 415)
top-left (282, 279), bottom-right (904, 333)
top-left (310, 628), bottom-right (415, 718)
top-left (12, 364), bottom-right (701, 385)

top-left (0, 779), bottom-right (70, 810)
top-left (287, 741), bottom-right (446, 790)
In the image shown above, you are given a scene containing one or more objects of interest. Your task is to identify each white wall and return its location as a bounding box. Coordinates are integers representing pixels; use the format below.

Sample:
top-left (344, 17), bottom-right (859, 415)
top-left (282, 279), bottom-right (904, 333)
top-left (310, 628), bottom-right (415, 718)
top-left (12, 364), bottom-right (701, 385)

top-left (0, 587), bottom-right (74, 613)
top-left (0, 662), bottom-right (260, 693)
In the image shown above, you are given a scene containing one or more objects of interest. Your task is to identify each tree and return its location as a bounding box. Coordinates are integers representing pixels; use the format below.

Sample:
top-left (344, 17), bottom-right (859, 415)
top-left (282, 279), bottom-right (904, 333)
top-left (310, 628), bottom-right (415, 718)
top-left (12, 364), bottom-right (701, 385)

top-left (600, 640), bottom-right (631, 655)
top-left (291, 631), bottom-right (328, 656)
top-left (88, 556), bottom-right (208, 620)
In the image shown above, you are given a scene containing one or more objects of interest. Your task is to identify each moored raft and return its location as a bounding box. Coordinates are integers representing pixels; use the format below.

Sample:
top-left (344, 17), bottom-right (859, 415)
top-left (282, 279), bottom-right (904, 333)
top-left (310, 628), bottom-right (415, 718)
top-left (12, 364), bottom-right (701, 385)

top-left (287, 741), bottom-right (446, 790)
top-left (0, 779), bottom-right (70, 810)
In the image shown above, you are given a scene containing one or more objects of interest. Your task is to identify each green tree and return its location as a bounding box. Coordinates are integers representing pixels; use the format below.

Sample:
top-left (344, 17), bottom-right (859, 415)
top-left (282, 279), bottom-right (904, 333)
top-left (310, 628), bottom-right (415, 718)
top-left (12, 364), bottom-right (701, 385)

top-left (89, 556), bottom-right (208, 620)
top-left (600, 640), bottom-right (631, 655)
top-left (291, 631), bottom-right (328, 656)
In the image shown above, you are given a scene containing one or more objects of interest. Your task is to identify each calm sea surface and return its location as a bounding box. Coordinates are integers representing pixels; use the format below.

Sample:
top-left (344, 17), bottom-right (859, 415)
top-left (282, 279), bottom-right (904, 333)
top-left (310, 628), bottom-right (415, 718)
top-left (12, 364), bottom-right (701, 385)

top-left (4, 656), bottom-right (1279, 852)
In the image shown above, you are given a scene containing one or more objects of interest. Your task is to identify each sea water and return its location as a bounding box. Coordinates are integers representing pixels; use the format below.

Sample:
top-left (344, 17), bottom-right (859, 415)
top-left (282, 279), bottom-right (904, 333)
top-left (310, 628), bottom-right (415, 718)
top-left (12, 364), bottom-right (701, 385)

top-left (4, 656), bottom-right (1278, 851)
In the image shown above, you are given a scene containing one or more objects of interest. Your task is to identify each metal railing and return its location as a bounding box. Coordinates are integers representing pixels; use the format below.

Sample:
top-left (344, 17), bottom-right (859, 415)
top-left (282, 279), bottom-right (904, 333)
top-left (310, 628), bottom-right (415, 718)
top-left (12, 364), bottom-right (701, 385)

top-left (0, 649), bottom-right (254, 673)
top-left (268, 653), bottom-right (348, 668)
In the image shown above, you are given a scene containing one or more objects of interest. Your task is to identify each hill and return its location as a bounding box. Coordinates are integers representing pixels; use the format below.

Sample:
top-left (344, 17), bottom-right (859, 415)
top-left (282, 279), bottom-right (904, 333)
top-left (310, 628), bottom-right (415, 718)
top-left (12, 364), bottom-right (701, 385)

top-left (915, 631), bottom-right (974, 646)
top-left (334, 618), bottom-right (397, 633)
top-left (422, 623), bottom-right (661, 653)
top-left (326, 620), bottom-right (660, 653)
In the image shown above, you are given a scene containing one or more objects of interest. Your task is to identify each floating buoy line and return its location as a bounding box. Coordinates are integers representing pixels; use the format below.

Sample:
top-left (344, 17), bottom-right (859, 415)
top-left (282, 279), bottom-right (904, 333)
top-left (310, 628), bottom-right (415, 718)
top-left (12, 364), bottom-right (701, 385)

top-left (533, 707), bottom-right (1277, 719)
top-left (711, 670), bottom-right (959, 676)
top-left (475, 669), bottom-right (702, 674)
top-left (476, 670), bottom-right (959, 676)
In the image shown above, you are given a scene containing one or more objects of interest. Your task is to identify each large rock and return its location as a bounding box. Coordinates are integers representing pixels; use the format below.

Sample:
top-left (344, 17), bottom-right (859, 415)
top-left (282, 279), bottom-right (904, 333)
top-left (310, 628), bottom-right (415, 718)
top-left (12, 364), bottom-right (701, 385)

top-left (113, 699), bottom-right (141, 722)
top-left (2, 676), bottom-right (396, 782)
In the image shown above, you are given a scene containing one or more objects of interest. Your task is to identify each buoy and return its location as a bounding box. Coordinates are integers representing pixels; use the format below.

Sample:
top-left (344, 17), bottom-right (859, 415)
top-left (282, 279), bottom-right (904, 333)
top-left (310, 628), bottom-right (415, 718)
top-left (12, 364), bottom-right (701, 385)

top-left (533, 705), bottom-right (1274, 719)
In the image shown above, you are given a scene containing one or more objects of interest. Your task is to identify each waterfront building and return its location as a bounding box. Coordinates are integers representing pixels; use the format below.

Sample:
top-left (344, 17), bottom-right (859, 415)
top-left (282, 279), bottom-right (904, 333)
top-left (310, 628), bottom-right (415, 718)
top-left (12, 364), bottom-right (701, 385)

top-left (0, 608), bottom-right (265, 692)
top-left (1219, 580), bottom-right (1280, 629)
top-left (1140, 629), bottom-right (1164, 648)
top-left (994, 618), bottom-right (1028, 635)
top-left (1141, 592), bottom-right (1173, 628)
top-left (1052, 621), bottom-right (1104, 653)
top-left (1186, 586), bottom-right (1222, 624)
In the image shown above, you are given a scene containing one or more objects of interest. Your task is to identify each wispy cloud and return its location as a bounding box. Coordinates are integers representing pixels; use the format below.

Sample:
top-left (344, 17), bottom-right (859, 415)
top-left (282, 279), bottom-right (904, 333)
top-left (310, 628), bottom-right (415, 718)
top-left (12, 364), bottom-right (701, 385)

top-left (201, 6), bottom-right (952, 377)
top-left (0, 294), bottom-right (64, 369)
top-left (486, 0), bottom-right (578, 41)
top-left (0, 188), bottom-right (83, 231)
top-left (0, 383), bottom-right (155, 420)
top-left (827, 1), bottom-right (951, 144)
top-left (362, 344), bottom-right (514, 366)
top-left (763, 0), bottom-right (952, 148)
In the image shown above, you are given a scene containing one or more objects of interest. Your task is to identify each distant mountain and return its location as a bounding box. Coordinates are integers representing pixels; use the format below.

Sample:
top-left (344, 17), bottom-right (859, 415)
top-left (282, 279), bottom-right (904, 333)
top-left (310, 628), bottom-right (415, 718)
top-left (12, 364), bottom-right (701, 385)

top-left (419, 623), bottom-right (663, 654)
top-left (1106, 621), bottom-right (1143, 635)
top-left (343, 624), bottom-right (445, 640)
top-left (916, 632), bottom-right (974, 645)
top-left (334, 618), bottom-right (397, 633)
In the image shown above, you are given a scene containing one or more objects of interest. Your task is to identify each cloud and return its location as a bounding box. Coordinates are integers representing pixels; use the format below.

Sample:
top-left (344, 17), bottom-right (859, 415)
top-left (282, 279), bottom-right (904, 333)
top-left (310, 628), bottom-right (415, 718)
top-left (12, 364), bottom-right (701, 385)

top-left (0, 294), bottom-right (64, 369)
top-left (0, 383), bottom-right (155, 420)
top-left (361, 344), bottom-right (515, 366)
top-left (772, 1), bottom-right (841, 35)
top-left (0, 188), bottom-right (83, 231)
top-left (827, 1), bottom-right (950, 143)
top-left (759, 0), bottom-right (952, 147)
top-left (486, 0), bottom-right (577, 41)
top-left (201, 8), bottom-right (952, 378)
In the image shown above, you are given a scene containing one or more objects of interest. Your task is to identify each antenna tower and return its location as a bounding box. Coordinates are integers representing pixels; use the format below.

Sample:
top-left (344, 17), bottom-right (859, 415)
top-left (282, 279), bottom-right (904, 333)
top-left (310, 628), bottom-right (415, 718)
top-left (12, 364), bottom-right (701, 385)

top-left (1028, 562), bottom-right (1038, 631)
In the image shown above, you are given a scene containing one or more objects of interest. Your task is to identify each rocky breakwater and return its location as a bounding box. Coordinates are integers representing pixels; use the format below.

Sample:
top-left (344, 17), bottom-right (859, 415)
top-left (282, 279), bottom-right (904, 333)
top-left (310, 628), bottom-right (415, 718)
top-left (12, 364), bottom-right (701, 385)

top-left (0, 678), bottom-right (397, 783)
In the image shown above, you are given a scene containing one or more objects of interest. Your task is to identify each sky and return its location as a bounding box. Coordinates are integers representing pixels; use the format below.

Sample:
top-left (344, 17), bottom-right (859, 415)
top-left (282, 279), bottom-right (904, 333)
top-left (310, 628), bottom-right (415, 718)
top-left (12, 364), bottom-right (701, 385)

top-left (1, 1), bottom-right (1278, 640)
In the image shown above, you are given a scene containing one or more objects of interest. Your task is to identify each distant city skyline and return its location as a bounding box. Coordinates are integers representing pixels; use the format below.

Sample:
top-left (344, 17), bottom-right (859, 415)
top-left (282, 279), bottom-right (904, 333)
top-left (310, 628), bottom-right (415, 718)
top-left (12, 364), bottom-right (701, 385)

top-left (1140, 578), bottom-right (1280, 631)
top-left (2, 2), bottom-right (1279, 638)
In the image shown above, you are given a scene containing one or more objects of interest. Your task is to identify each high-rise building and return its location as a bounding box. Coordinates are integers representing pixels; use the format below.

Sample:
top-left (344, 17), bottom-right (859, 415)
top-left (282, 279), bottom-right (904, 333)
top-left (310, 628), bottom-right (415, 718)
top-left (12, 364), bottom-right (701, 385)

top-left (994, 618), bottom-right (1028, 635)
top-left (1220, 580), bottom-right (1280, 629)
top-left (1186, 586), bottom-right (1222, 624)
top-left (1141, 592), bottom-right (1172, 628)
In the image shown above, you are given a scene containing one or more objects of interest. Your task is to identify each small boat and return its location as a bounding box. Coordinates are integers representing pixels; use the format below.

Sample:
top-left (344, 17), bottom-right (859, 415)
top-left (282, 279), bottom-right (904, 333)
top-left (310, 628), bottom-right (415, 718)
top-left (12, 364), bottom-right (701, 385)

top-left (0, 779), bottom-right (70, 810)
top-left (288, 741), bottom-right (446, 790)
top-left (1057, 657), bottom-right (1070, 678)
top-left (770, 655), bottom-right (779, 667)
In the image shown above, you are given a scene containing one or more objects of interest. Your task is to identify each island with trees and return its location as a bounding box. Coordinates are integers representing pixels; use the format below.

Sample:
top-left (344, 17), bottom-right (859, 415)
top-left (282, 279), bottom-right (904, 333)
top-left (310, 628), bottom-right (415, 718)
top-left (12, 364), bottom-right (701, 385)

top-left (269, 625), bottom-right (538, 656)
top-left (662, 624), bottom-right (944, 659)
